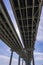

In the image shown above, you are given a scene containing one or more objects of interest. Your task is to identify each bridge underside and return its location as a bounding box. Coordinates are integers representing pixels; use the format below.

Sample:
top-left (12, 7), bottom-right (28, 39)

top-left (10, 0), bottom-right (42, 61)
top-left (0, 0), bottom-right (42, 65)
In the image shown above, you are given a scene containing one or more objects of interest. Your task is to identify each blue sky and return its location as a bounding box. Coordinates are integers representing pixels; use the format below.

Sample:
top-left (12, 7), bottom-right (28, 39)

top-left (0, 0), bottom-right (43, 65)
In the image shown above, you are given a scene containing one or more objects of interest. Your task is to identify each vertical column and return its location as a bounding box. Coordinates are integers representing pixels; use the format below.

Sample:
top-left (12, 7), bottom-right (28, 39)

top-left (33, 54), bottom-right (35, 65)
top-left (18, 56), bottom-right (20, 65)
top-left (22, 59), bottom-right (23, 65)
top-left (9, 50), bottom-right (13, 65)
top-left (26, 61), bottom-right (31, 65)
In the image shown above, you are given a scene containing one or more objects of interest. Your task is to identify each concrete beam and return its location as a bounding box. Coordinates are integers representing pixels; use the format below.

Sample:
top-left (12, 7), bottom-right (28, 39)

top-left (0, 0), bottom-right (23, 49)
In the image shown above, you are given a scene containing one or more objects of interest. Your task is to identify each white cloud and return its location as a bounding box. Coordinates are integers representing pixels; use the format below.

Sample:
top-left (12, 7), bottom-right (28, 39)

top-left (36, 7), bottom-right (43, 41)
top-left (34, 52), bottom-right (43, 61)
top-left (6, 49), bottom-right (11, 53)
top-left (34, 52), bottom-right (43, 56)
top-left (0, 55), bottom-right (18, 62)
top-left (0, 54), bottom-right (26, 65)
top-left (0, 54), bottom-right (18, 65)
top-left (0, 55), bottom-right (9, 60)
top-left (0, 47), bottom-right (11, 53)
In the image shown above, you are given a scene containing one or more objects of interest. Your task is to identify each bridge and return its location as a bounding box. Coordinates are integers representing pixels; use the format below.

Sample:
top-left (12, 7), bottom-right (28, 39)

top-left (0, 0), bottom-right (43, 65)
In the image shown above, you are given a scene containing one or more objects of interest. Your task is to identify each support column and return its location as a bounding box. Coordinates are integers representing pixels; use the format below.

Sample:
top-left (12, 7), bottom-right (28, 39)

top-left (33, 54), bottom-right (35, 65)
top-left (26, 61), bottom-right (31, 65)
top-left (22, 59), bottom-right (23, 65)
top-left (18, 56), bottom-right (20, 65)
top-left (9, 50), bottom-right (13, 65)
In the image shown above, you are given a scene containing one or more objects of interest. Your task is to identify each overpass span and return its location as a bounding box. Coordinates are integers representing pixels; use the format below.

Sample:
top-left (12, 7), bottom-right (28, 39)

top-left (0, 0), bottom-right (43, 65)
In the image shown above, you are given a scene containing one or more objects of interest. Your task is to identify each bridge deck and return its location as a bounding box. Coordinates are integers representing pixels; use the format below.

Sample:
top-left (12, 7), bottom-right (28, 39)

top-left (0, 0), bottom-right (42, 63)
